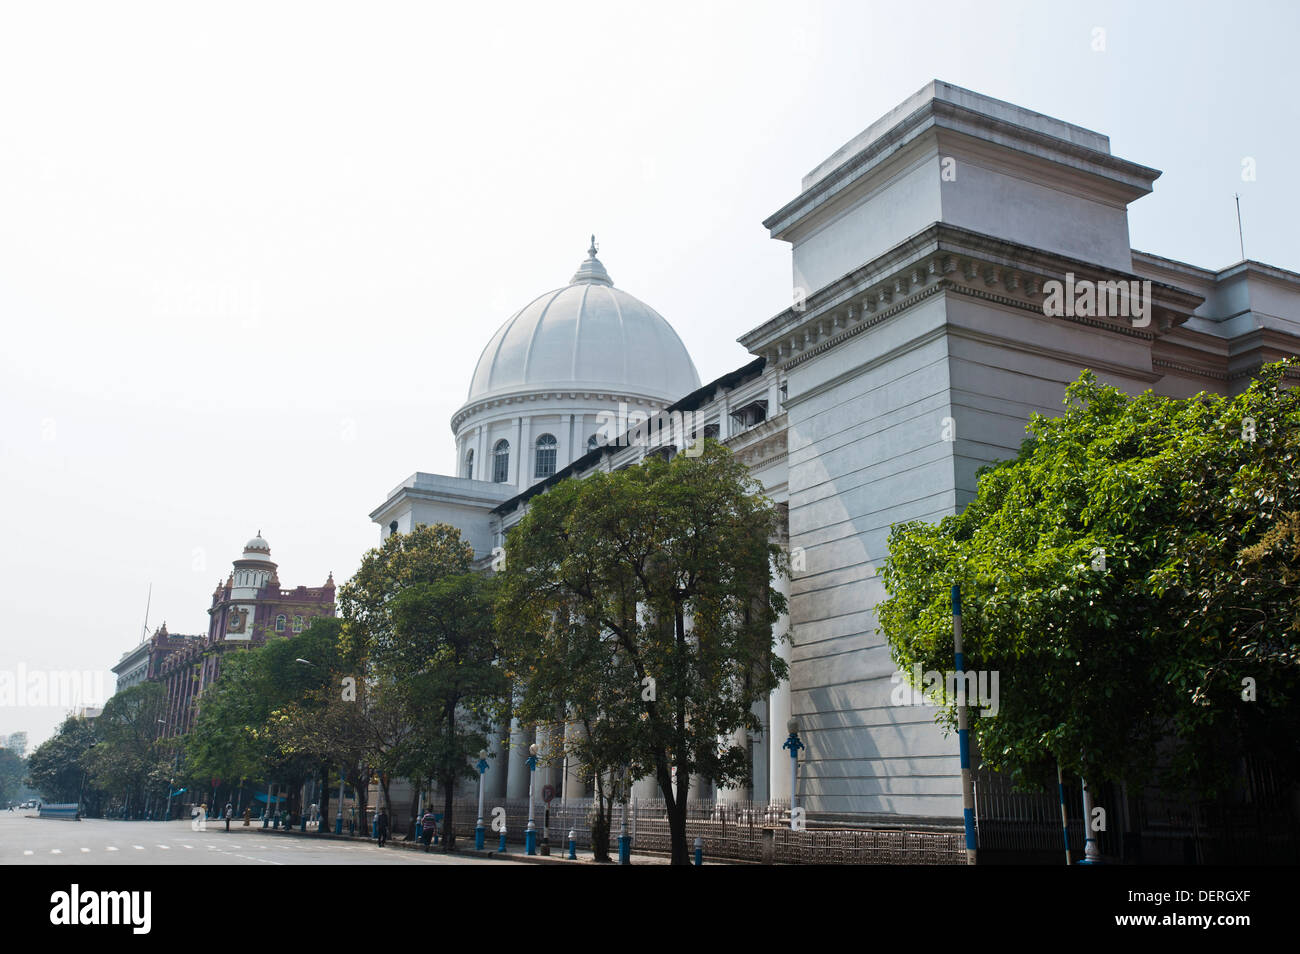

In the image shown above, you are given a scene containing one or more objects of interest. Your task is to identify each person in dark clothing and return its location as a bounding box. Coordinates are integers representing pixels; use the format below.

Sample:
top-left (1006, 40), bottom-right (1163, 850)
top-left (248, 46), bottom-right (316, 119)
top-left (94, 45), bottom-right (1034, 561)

top-left (420, 811), bottom-right (436, 850)
top-left (224, 802), bottom-right (233, 832)
top-left (376, 809), bottom-right (389, 847)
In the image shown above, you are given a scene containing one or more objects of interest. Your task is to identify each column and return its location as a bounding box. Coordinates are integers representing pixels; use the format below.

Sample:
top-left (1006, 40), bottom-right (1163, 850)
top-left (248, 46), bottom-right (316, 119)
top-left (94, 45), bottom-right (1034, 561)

top-left (475, 425), bottom-right (487, 481)
top-left (506, 717), bottom-right (531, 800)
top-left (768, 565), bottom-right (793, 806)
top-left (562, 721), bottom-right (587, 803)
top-left (485, 720), bottom-right (507, 801)
top-left (715, 726), bottom-right (751, 805)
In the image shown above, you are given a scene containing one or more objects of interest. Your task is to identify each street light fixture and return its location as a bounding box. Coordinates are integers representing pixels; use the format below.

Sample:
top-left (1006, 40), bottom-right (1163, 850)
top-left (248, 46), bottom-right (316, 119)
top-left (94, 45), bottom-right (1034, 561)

top-left (782, 717), bottom-right (804, 830)
top-left (475, 749), bottom-right (489, 850)
top-left (525, 743), bottom-right (538, 855)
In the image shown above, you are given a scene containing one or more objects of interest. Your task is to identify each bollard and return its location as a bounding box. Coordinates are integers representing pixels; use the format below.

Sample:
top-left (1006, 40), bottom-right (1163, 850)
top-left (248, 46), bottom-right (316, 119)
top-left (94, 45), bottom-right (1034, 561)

top-left (618, 833), bottom-right (631, 865)
top-left (693, 836), bottom-right (703, 866)
top-left (568, 829), bottom-right (577, 860)
top-left (415, 820), bottom-right (423, 842)
top-left (498, 825), bottom-right (508, 853)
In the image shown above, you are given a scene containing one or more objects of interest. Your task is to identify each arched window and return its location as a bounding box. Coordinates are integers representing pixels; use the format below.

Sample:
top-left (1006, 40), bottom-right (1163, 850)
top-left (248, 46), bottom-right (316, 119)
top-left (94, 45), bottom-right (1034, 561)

top-left (293, 616), bottom-right (303, 633)
top-left (587, 434), bottom-right (599, 453)
top-left (534, 433), bottom-right (557, 479)
top-left (464, 449), bottom-right (474, 480)
top-left (492, 440), bottom-right (510, 483)
top-left (275, 615), bottom-right (286, 633)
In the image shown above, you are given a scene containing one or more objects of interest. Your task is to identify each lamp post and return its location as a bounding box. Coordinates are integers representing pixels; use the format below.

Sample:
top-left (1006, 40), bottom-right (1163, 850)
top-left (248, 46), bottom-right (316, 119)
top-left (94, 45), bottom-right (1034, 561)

top-left (525, 743), bottom-right (539, 855)
top-left (782, 718), bottom-right (804, 829)
top-left (158, 720), bottom-right (177, 822)
top-left (475, 750), bottom-right (489, 850)
top-left (335, 772), bottom-right (345, 835)
top-left (618, 767), bottom-right (631, 865)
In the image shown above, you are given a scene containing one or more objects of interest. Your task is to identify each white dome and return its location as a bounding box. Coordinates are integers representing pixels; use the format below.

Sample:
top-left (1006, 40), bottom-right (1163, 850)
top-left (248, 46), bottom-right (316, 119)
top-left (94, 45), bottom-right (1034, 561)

top-left (241, 533), bottom-right (272, 562)
top-left (465, 239), bottom-right (700, 406)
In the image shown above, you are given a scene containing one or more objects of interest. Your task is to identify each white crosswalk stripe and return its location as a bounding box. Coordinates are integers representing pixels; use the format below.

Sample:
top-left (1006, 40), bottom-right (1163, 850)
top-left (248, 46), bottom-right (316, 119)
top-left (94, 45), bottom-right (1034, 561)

top-left (106, 846), bottom-right (118, 851)
top-left (133, 845), bottom-right (144, 850)
top-left (80, 847), bottom-right (90, 853)
top-left (51, 849), bottom-right (62, 854)
top-left (23, 850), bottom-right (33, 856)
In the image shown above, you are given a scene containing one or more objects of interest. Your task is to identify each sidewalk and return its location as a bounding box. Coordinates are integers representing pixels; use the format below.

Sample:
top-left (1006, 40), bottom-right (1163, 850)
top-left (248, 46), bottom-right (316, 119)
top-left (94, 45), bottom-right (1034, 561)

top-left (241, 821), bottom-right (729, 865)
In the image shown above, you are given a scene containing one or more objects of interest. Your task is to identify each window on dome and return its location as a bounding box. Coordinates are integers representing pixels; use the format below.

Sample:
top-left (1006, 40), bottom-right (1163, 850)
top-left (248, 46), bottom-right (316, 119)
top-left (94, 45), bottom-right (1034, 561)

top-left (465, 449), bottom-right (474, 480)
top-left (534, 434), bottom-right (558, 479)
top-left (275, 615), bottom-right (286, 633)
top-left (493, 440), bottom-right (510, 483)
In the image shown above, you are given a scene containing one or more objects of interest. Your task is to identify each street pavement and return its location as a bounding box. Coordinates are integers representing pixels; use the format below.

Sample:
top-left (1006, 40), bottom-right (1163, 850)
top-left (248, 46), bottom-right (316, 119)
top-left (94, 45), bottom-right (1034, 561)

top-left (0, 812), bottom-right (517, 866)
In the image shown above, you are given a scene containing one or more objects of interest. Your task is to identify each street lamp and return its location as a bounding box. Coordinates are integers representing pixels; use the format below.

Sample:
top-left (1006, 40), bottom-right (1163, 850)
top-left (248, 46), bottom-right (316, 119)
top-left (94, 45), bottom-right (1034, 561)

top-left (782, 717), bottom-right (804, 830)
top-left (475, 749), bottom-right (489, 850)
top-left (525, 743), bottom-right (538, 855)
top-left (158, 719), bottom-right (178, 822)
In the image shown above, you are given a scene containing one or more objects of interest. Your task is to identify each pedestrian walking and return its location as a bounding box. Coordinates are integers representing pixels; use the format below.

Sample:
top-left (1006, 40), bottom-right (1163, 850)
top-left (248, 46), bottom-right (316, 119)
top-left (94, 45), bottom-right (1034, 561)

top-left (420, 811), bottom-right (436, 850)
top-left (224, 801), bottom-right (233, 832)
top-left (376, 808), bottom-right (389, 847)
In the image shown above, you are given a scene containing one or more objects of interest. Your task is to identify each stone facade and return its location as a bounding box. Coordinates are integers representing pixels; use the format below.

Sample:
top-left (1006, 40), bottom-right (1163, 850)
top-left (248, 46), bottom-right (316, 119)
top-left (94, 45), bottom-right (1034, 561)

top-left (372, 80), bottom-right (1300, 822)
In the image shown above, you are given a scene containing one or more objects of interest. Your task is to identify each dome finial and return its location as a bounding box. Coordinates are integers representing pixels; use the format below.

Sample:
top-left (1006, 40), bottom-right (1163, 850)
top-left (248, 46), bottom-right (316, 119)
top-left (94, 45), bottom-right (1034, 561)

top-left (589, 234), bottom-right (598, 258)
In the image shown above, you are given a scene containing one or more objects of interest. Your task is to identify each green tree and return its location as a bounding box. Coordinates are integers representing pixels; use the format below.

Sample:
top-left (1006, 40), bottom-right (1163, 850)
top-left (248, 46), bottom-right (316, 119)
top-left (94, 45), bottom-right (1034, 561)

top-left (88, 682), bottom-right (171, 816)
top-left (878, 363), bottom-right (1300, 797)
top-left (382, 572), bottom-right (507, 849)
top-left (26, 716), bottom-right (99, 804)
top-left (0, 747), bottom-right (27, 806)
top-left (498, 441), bottom-right (788, 864)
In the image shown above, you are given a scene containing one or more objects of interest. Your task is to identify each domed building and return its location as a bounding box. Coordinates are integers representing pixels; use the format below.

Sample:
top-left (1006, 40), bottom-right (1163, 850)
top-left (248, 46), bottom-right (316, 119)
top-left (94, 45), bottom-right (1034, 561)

top-left (371, 81), bottom-right (1300, 837)
top-left (372, 239), bottom-right (706, 554)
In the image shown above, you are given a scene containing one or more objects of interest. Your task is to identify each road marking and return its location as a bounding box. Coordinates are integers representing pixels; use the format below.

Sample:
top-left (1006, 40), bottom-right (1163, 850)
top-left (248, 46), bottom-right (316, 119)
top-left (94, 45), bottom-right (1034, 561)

top-left (106, 846), bottom-right (118, 852)
top-left (182, 844), bottom-right (193, 849)
top-left (156, 844), bottom-right (170, 849)
top-left (80, 847), bottom-right (90, 853)
top-left (23, 850), bottom-right (33, 856)
top-left (133, 845), bottom-right (144, 850)
top-left (51, 849), bottom-right (62, 854)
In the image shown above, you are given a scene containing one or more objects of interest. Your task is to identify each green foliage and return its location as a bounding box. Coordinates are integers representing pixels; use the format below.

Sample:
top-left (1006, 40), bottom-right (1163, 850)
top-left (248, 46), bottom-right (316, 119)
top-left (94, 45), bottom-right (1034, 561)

top-left (0, 748), bottom-right (24, 806)
top-left (26, 716), bottom-right (98, 802)
top-left (878, 362), bottom-right (1300, 795)
top-left (497, 440), bottom-right (787, 863)
top-left (87, 682), bottom-right (170, 806)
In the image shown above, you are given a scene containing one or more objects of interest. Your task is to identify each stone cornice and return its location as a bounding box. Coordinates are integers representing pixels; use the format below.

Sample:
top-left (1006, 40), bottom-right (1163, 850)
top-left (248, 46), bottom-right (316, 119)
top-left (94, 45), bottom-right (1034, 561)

top-left (451, 389), bottom-right (670, 434)
top-left (765, 97), bottom-right (1160, 239)
top-left (739, 224), bottom-right (1205, 372)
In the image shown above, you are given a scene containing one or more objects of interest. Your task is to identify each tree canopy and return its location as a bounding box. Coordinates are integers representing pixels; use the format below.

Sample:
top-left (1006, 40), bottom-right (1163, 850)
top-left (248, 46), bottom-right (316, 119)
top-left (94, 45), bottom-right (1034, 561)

top-left (878, 362), bottom-right (1300, 796)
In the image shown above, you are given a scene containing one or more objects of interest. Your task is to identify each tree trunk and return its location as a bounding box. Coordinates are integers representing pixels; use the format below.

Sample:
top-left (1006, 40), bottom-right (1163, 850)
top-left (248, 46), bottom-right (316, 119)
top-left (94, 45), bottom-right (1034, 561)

top-left (318, 765), bottom-right (330, 830)
top-left (592, 773), bottom-right (611, 862)
top-left (442, 705), bottom-right (457, 849)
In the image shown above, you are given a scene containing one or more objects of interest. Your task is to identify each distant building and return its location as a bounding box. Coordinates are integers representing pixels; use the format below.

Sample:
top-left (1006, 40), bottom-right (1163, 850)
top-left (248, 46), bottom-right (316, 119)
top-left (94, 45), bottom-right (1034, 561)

top-left (111, 624), bottom-right (204, 693)
top-left (0, 731), bottom-right (28, 757)
top-left (106, 534), bottom-right (335, 737)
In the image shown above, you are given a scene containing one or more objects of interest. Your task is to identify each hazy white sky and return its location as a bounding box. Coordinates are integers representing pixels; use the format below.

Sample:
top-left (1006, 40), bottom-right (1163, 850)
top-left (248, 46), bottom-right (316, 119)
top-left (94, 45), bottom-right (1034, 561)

top-left (2, 0), bottom-right (1296, 747)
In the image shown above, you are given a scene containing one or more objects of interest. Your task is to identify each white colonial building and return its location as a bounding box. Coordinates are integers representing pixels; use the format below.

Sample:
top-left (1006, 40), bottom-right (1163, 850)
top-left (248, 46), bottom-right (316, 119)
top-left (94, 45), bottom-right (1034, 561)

top-left (372, 81), bottom-right (1300, 825)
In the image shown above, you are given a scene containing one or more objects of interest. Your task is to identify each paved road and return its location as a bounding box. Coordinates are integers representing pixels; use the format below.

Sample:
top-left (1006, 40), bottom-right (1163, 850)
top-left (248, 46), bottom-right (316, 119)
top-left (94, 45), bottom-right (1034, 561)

top-left (0, 813), bottom-right (514, 866)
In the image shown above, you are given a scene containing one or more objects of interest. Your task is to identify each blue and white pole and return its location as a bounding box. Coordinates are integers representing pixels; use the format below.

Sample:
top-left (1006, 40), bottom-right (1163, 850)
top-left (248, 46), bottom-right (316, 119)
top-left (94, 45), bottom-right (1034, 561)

top-left (1079, 776), bottom-right (1101, 864)
top-left (414, 790), bottom-right (423, 842)
top-left (475, 750), bottom-right (489, 850)
top-left (952, 584), bottom-right (977, 866)
top-left (618, 772), bottom-right (631, 865)
top-left (498, 822), bottom-right (508, 853)
top-left (1057, 761), bottom-right (1071, 865)
top-left (567, 829), bottom-right (577, 860)
top-left (693, 835), bottom-right (703, 866)
top-left (781, 718), bottom-right (804, 829)
top-left (335, 773), bottom-right (344, 835)
top-left (525, 743), bottom-right (538, 855)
